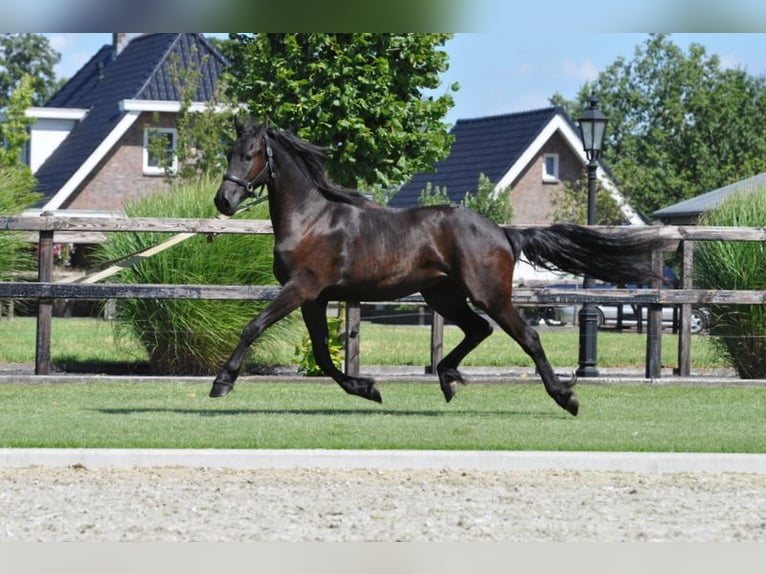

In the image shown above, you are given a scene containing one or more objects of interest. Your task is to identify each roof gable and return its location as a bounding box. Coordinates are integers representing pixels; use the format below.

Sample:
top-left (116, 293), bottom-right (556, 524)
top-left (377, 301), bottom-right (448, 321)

top-left (389, 107), bottom-right (568, 208)
top-left (653, 171), bottom-right (766, 222)
top-left (34, 33), bottom-right (228, 209)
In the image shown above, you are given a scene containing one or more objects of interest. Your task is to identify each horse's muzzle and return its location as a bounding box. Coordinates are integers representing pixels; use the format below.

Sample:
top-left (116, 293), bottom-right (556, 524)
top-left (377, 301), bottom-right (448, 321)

top-left (214, 187), bottom-right (237, 216)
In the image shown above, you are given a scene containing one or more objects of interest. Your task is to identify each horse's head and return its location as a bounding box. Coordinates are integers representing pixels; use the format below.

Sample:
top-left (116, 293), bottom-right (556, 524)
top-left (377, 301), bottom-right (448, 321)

top-left (214, 117), bottom-right (274, 216)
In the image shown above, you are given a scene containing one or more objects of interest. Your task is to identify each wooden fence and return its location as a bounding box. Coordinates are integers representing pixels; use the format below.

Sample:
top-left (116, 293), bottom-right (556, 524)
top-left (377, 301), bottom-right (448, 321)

top-left (2, 215), bottom-right (766, 378)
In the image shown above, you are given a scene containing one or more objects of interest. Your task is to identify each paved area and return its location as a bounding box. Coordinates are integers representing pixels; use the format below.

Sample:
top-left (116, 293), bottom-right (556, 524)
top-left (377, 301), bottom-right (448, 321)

top-left (2, 448), bottom-right (766, 474)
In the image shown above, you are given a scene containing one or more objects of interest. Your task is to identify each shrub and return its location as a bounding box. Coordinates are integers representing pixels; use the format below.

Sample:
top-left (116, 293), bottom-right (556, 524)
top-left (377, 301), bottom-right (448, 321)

top-left (0, 167), bottom-right (39, 277)
top-left (295, 309), bottom-right (344, 376)
top-left (695, 186), bottom-right (766, 378)
top-left (97, 176), bottom-right (301, 375)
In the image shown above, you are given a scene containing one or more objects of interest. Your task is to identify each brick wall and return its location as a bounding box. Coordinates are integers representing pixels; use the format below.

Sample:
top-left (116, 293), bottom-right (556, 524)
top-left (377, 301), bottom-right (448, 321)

top-left (507, 131), bottom-right (583, 225)
top-left (66, 112), bottom-right (176, 211)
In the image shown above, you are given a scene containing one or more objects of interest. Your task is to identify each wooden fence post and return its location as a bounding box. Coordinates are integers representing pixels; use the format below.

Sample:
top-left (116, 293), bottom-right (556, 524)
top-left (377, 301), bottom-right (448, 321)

top-left (645, 248), bottom-right (664, 378)
top-left (427, 309), bottom-right (444, 374)
top-left (35, 229), bottom-right (54, 375)
top-left (676, 240), bottom-right (694, 376)
top-left (344, 302), bottom-right (361, 377)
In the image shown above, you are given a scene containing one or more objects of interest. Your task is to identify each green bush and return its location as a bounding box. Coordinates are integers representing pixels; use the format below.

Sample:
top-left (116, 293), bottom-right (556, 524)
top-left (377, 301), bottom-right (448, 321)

top-left (97, 176), bottom-right (301, 375)
top-left (295, 310), bottom-right (344, 376)
top-left (0, 167), bottom-right (39, 277)
top-left (695, 186), bottom-right (766, 378)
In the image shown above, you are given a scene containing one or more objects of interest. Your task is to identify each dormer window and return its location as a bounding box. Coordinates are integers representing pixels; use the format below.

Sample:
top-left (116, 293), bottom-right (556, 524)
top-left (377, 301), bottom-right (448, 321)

top-left (542, 153), bottom-right (559, 182)
top-left (143, 127), bottom-right (177, 175)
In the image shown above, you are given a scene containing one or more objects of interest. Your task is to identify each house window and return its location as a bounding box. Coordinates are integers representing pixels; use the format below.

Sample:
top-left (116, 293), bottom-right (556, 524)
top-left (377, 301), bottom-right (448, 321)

top-left (143, 127), bottom-right (177, 175)
top-left (542, 153), bottom-right (559, 182)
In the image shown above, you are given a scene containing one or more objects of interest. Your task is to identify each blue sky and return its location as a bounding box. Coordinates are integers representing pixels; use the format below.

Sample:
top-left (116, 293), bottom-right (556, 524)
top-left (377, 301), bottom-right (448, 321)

top-left (45, 33), bottom-right (766, 125)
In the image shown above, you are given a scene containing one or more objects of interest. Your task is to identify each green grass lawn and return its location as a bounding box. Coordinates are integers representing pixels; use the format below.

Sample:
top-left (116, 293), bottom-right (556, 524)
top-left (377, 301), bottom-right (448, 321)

top-left (0, 380), bottom-right (763, 452)
top-left (0, 318), bottom-right (757, 453)
top-left (0, 316), bottom-right (727, 370)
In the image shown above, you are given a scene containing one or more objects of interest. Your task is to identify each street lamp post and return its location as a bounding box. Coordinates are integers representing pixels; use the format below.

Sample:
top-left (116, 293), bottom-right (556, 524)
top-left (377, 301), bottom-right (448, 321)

top-left (576, 93), bottom-right (608, 378)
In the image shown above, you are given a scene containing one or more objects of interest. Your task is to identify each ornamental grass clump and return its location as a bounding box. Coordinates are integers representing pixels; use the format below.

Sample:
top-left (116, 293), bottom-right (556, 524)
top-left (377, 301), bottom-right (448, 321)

top-left (0, 167), bottom-right (39, 277)
top-left (97, 175), bottom-right (301, 375)
top-left (695, 186), bottom-right (766, 378)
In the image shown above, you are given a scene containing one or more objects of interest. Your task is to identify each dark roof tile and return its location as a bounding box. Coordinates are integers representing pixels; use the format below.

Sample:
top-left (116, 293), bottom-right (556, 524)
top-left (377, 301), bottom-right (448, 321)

top-left (389, 107), bottom-right (562, 208)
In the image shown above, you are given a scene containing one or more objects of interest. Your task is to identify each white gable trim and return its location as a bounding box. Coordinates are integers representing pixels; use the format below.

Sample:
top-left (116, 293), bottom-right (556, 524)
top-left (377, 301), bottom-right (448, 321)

top-left (493, 112), bottom-right (645, 226)
top-left (25, 107), bottom-right (89, 121)
top-left (596, 166), bottom-right (644, 225)
top-left (494, 114), bottom-right (581, 193)
top-left (120, 99), bottom-right (236, 114)
top-left (41, 110), bottom-right (141, 211)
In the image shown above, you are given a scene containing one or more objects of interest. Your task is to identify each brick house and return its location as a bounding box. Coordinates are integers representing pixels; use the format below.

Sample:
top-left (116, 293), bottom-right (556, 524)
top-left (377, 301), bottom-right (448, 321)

top-left (389, 107), bottom-right (644, 284)
top-left (25, 33), bottom-right (228, 216)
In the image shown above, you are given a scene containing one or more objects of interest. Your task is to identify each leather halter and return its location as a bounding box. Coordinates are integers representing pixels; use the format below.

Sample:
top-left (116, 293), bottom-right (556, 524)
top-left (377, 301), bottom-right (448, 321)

top-left (222, 135), bottom-right (274, 196)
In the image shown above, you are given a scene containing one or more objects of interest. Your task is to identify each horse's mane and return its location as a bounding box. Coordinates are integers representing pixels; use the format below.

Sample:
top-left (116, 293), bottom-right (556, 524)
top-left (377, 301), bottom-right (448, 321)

top-left (263, 126), bottom-right (379, 208)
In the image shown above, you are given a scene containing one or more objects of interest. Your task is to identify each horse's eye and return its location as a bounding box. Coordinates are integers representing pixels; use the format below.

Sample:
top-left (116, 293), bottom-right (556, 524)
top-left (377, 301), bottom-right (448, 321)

top-left (243, 154), bottom-right (253, 162)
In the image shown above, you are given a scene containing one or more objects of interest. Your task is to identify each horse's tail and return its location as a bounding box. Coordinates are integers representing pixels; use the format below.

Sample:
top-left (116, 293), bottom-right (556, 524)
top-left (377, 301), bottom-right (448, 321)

top-left (504, 223), bottom-right (670, 285)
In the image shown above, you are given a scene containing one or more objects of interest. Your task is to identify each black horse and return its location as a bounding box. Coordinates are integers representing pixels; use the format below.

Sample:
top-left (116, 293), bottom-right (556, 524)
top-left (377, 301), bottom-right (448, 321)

top-left (212, 119), bottom-right (667, 416)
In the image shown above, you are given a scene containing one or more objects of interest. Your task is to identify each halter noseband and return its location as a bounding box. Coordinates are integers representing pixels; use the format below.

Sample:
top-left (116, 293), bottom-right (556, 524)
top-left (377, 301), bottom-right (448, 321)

top-left (223, 135), bottom-right (274, 196)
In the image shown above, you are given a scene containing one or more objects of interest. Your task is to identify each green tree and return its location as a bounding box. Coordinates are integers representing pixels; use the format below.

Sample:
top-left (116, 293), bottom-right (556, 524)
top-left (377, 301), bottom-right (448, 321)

top-left (418, 174), bottom-right (513, 224)
top-left (0, 33), bottom-right (61, 107)
top-left (553, 34), bottom-right (766, 218)
top-left (0, 74), bottom-right (35, 174)
top-left (461, 174), bottom-right (513, 224)
top-left (224, 33), bottom-right (457, 189)
top-left (0, 75), bottom-right (38, 278)
top-left (150, 48), bottom-right (234, 181)
top-left (551, 175), bottom-right (626, 225)
top-left (417, 181), bottom-right (451, 207)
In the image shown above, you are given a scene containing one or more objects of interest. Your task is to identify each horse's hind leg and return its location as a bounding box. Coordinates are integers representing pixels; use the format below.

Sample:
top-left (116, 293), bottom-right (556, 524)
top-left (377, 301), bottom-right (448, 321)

top-left (301, 300), bottom-right (382, 403)
top-left (482, 299), bottom-right (579, 416)
top-left (421, 284), bottom-right (494, 403)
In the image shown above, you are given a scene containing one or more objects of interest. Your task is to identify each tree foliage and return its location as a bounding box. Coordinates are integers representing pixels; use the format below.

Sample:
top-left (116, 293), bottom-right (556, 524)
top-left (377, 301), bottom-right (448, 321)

top-left (223, 33), bottom-right (457, 189)
top-left (550, 174), bottom-right (626, 225)
top-left (0, 33), bottom-right (61, 107)
top-left (553, 34), bottom-right (766, 218)
top-left (418, 173), bottom-right (513, 224)
top-left (149, 47), bottom-right (235, 181)
top-left (0, 74), bottom-right (35, 174)
top-left (0, 75), bottom-right (39, 276)
top-left (418, 181), bottom-right (451, 207)
top-left (461, 174), bottom-right (513, 224)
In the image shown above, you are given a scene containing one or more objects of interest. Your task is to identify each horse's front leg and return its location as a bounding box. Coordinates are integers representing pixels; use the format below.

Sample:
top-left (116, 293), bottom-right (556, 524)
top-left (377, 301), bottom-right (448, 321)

top-left (210, 284), bottom-right (305, 397)
top-left (301, 300), bottom-right (382, 403)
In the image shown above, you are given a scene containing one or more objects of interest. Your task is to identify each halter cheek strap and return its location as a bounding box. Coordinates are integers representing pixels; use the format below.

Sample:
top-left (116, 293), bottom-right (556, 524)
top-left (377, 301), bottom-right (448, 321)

top-left (223, 138), bottom-right (274, 196)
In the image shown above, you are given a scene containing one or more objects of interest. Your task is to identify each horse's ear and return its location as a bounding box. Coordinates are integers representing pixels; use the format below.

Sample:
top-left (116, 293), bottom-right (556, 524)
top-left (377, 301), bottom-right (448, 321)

top-left (234, 114), bottom-right (245, 136)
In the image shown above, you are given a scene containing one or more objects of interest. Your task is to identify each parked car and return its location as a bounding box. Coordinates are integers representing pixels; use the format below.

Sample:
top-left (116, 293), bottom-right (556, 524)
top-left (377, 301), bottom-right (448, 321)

top-left (527, 270), bottom-right (711, 334)
top-left (594, 266), bottom-right (710, 334)
top-left (595, 302), bottom-right (710, 334)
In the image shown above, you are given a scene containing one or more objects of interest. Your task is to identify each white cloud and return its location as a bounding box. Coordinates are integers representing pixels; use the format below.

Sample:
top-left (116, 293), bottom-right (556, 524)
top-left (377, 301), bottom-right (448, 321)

top-left (718, 53), bottom-right (745, 70)
top-left (562, 58), bottom-right (600, 83)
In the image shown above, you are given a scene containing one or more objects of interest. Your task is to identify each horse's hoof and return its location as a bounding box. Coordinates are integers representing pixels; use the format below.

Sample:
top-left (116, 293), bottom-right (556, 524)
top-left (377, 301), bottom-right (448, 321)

top-left (342, 377), bottom-right (382, 403)
top-left (367, 384), bottom-right (383, 404)
top-left (557, 392), bottom-right (579, 416)
top-left (441, 381), bottom-right (459, 403)
top-left (439, 368), bottom-right (465, 403)
top-left (209, 382), bottom-right (233, 398)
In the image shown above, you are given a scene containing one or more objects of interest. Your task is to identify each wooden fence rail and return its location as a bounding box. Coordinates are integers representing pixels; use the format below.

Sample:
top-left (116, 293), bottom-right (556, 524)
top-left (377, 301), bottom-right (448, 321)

top-left (3, 215), bottom-right (766, 378)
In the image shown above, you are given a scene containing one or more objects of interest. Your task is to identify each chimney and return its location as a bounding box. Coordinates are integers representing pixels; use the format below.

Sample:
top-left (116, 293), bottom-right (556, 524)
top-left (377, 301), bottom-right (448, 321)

top-left (113, 33), bottom-right (138, 56)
